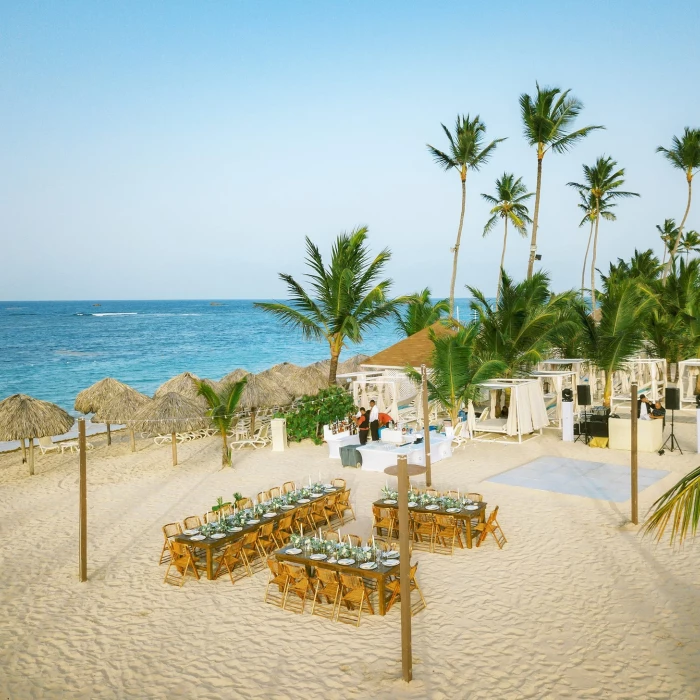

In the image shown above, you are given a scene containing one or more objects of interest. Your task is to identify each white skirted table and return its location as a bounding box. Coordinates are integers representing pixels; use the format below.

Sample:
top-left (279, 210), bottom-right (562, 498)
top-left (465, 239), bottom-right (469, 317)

top-left (357, 433), bottom-right (452, 472)
top-left (324, 426), bottom-right (361, 459)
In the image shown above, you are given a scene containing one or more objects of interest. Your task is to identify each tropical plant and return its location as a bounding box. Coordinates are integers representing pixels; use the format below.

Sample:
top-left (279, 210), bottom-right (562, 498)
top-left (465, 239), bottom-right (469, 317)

top-left (481, 173), bottom-right (533, 302)
top-left (196, 378), bottom-right (248, 467)
top-left (575, 277), bottom-right (657, 406)
top-left (427, 114), bottom-right (505, 316)
top-left (657, 127), bottom-right (700, 281)
top-left (405, 323), bottom-right (505, 426)
top-left (394, 288), bottom-right (449, 337)
top-left (279, 386), bottom-right (355, 444)
top-left (256, 228), bottom-right (401, 384)
top-left (577, 191), bottom-right (617, 297)
top-left (657, 219), bottom-right (680, 268)
top-left (599, 249), bottom-right (661, 288)
top-left (679, 230), bottom-right (700, 262)
top-left (567, 156), bottom-right (639, 312)
top-left (643, 465), bottom-right (700, 545)
top-left (519, 83), bottom-right (604, 279)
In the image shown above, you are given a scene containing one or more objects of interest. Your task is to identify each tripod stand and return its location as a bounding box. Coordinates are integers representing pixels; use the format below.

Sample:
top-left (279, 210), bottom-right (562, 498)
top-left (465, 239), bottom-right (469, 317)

top-left (661, 409), bottom-right (682, 453)
top-left (575, 402), bottom-right (590, 445)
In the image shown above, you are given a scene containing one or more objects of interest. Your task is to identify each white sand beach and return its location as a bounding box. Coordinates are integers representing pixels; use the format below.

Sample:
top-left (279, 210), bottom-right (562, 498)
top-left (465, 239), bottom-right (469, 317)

top-left (1, 425), bottom-right (699, 700)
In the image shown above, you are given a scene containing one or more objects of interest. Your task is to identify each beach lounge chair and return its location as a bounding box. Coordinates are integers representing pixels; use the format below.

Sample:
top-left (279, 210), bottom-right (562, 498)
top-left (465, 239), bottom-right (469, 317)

top-left (230, 423), bottom-right (270, 450)
top-left (450, 421), bottom-right (470, 449)
top-left (38, 436), bottom-right (61, 455)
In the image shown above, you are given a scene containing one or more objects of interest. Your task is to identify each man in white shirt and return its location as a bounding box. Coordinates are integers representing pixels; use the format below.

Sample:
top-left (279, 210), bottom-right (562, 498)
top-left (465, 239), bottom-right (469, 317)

top-left (369, 400), bottom-right (380, 441)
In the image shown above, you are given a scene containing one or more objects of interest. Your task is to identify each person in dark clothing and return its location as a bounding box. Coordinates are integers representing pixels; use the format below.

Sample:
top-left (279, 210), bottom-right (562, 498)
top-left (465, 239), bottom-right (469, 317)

top-left (369, 400), bottom-right (380, 441)
top-left (651, 400), bottom-right (666, 424)
top-left (356, 407), bottom-right (369, 445)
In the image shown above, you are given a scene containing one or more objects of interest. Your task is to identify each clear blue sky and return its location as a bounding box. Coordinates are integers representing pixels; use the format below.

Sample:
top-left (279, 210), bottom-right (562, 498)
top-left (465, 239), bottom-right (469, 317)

top-left (1, 0), bottom-right (698, 300)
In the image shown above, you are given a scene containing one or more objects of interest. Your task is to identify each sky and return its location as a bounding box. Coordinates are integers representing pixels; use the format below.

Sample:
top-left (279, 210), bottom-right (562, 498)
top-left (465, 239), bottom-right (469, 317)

top-left (1, 0), bottom-right (698, 301)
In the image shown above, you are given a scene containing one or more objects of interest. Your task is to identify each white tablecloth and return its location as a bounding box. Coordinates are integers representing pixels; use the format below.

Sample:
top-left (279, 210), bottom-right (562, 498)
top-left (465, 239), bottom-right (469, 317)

top-left (357, 433), bottom-right (452, 472)
top-left (325, 431), bottom-right (361, 459)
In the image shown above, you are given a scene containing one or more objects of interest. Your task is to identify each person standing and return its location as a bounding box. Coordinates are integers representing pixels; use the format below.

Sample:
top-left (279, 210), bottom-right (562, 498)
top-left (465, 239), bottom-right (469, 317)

top-left (369, 400), bottom-right (380, 441)
top-left (356, 408), bottom-right (369, 445)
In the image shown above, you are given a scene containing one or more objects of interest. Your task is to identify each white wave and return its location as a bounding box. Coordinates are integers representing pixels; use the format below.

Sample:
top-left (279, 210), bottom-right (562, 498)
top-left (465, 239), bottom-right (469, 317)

top-left (90, 313), bottom-right (138, 317)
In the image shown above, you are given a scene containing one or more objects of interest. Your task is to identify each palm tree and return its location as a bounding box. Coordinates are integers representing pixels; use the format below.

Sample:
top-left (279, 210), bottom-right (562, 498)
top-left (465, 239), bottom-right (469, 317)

top-left (679, 230), bottom-right (700, 262)
top-left (427, 115), bottom-right (506, 316)
top-left (406, 323), bottom-right (505, 426)
top-left (567, 156), bottom-right (639, 312)
top-left (643, 465), bottom-right (700, 545)
top-left (481, 173), bottom-right (533, 303)
top-left (196, 378), bottom-right (247, 467)
top-left (520, 83), bottom-right (604, 279)
top-left (577, 191), bottom-right (617, 298)
top-left (256, 227), bottom-right (401, 385)
top-left (394, 288), bottom-right (449, 337)
top-left (657, 128), bottom-right (700, 282)
top-left (657, 219), bottom-right (680, 268)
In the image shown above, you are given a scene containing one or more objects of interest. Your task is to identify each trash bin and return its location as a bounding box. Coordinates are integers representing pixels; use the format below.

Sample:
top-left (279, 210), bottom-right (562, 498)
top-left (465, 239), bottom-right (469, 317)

top-left (340, 444), bottom-right (362, 468)
top-left (271, 418), bottom-right (287, 452)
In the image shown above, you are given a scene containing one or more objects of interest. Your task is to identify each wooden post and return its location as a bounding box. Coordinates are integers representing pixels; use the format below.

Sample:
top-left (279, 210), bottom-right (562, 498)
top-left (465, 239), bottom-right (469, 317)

top-left (79, 418), bottom-right (88, 582)
top-left (106, 422), bottom-right (111, 446)
top-left (28, 437), bottom-right (35, 476)
top-left (171, 433), bottom-right (177, 466)
top-left (397, 454), bottom-right (412, 682)
top-left (630, 382), bottom-right (638, 525)
top-left (129, 428), bottom-right (136, 452)
top-left (20, 437), bottom-right (27, 464)
top-left (421, 364), bottom-right (432, 487)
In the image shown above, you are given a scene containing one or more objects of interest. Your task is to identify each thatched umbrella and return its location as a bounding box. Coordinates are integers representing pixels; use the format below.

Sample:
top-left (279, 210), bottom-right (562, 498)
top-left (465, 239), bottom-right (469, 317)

top-left (75, 377), bottom-right (131, 446)
top-left (219, 368), bottom-right (250, 387)
top-left (238, 374), bottom-right (291, 434)
top-left (153, 372), bottom-right (205, 402)
top-left (130, 392), bottom-right (208, 466)
top-left (274, 364), bottom-right (328, 398)
top-left (339, 354), bottom-right (370, 373)
top-left (93, 388), bottom-right (152, 452)
top-left (0, 394), bottom-right (75, 475)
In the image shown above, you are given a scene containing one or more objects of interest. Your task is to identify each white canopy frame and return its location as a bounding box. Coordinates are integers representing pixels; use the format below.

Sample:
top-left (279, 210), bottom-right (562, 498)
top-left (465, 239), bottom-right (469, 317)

top-left (677, 359), bottom-right (700, 408)
top-left (530, 370), bottom-right (578, 428)
top-left (609, 358), bottom-right (667, 411)
top-left (468, 378), bottom-right (548, 444)
top-left (348, 375), bottom-right (401, 420)
top-left (538, 359), bottom-right (603, 402)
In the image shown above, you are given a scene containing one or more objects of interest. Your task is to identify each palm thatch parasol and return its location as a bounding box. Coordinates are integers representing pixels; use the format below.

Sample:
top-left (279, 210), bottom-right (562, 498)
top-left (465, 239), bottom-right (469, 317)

top-left (238, 374), bottom-right (291, 434)
top-left (75, 377), bottom-right (132, 446)
top-left (93, 388), bottom-right (152, 452)
top-left (273, 364), bottom-right (328, 398)
top-left (219, 368), bottom-right (250, 387)
top-left (308, 354), bottom-right (370, 384)
top-left (153, 371), bottom-right (207, 403)
top-left (0, 394), bottom-right (75, 475)
top-left (131, 392), bottom-right (208, 466)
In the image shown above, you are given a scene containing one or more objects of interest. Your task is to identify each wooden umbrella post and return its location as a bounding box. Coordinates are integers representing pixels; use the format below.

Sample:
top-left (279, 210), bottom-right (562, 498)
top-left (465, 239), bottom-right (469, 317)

top-left (631, 382), bottom-right (638, 525)
top-left (129, 428), bottom-right (136, 452)
top-left (28, 437), bottom-right (35, 476)
top-left (79, 418), bottom-right (88, 582)
top-left (421, 364), bottom-right (432, 487)
top-left (397, 454), bottom-right (412, 682)
top-left (171, 433), bottom-right (177, 466)
top-left (106, 422), bottom-right (111, 446)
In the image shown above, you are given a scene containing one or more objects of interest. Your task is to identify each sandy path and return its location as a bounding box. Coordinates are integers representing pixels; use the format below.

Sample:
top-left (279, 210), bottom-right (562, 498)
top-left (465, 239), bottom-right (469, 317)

top-left (0, 424), bottom-right (698, 699)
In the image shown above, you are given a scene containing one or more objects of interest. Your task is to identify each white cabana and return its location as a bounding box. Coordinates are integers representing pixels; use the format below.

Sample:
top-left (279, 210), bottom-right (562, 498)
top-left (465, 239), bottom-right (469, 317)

top-left (677, 359), bottom-right (700, 409)
top-left (468, 379), bottom-right (549, 443)
top-left (609, 358), bottom-right (666, 411)
top-left (530, 370), bottom-right (578, 428)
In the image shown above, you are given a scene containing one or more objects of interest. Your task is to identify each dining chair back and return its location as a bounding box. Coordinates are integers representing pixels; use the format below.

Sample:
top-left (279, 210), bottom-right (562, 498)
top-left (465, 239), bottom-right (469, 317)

top-left (311, 568), bottom-right (341, 620)
top-left (163, 541), bottom-right (200, 586)
top-left (183, 515), bottom-right (202, 530)
top-left (213, 540), bottom-right (245, 584)
top-left (337, 574), bottom-right (374, 626)
top-left (475, 506), bottom-right (507, 549)
top-left (159, 522), bottom-right (182, 565)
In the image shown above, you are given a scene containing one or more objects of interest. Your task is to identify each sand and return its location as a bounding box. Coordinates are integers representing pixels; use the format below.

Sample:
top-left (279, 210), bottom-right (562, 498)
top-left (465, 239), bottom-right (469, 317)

top-left (1, 422), bottom-right (699, 700)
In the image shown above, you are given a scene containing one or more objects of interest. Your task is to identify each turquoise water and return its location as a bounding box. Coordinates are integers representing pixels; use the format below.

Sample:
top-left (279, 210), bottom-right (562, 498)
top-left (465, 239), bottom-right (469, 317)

top-left (0, 299), bottom-right (475, 412)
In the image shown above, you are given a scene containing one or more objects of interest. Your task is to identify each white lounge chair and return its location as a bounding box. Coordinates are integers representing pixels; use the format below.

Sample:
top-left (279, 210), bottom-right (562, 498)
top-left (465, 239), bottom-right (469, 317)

top-left (451, 421), bottom-right (470, 449)
top-left (38, 436), bottom-right (61, 455)
top-left (230, 423), bottom-right (270, 450)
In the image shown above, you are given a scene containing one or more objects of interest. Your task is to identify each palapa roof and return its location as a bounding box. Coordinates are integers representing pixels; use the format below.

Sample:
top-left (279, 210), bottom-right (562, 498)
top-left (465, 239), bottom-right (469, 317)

top-left (274, 365), bottom-right (328, 398)
top-left (219, 368), bottom-right (250, 387)
top-left (74, 377), bottom-right (132, 414)
top-left (153, 372), bottom-right (202, 400)
top-left (238, 374), bottom-right (291, 409)
top-left (130, 392), bottom-right (209, 433)
top-left (363, 323), bottom-right (455, 369)
top-left (93, 387), bottom-right (152, 424)
top-left (0, 394), bottom-right (75, 440)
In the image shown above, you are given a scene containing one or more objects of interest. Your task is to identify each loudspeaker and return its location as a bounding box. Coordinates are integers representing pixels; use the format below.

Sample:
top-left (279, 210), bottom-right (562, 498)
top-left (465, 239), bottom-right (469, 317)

top-left (562, 388), bottom-right (573, 402)
top-left (577, 384), bottom-right (591, 405)
top-left (665, 387), bottom-right (681, 411)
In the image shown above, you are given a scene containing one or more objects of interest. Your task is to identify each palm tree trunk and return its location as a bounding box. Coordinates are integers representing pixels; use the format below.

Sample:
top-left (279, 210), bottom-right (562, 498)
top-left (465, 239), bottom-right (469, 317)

top-left (328, 338), bottom-right (342, 385)
top-left (449, 172), bottom-right (468, 317)
top-left (527, 151), bottom-right (544, 280)
top-left (497, 218), bottom-right (508, 304)
top-left (603, 371), bottom-right (612, 408)
top-left (590, 204), bottom-right (601, 316)
top-left (221, 429), bottom-right (230, 467)
top-left (661, 241), bottom-right (667, 268)
top-left (581, 218), bottom-right (594, 297)
top-left (663, 176), bottom-right (693, 283)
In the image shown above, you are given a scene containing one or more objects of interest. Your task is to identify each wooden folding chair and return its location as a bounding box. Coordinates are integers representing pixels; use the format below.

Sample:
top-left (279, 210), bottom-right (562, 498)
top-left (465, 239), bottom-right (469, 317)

top-left (385, 563), bottom-right (426, 615)
top-left (335, 490), bottom-right (355, 525)
top-left (257, 490), bottom-right (270, 504)
top-left (443, 490), bottom-right (460, 498)
top-left (282, 481), bottom-right (296, 494)
top-left (467, 492), bottom-right (483, 502)
top-left (411, 512), bottom-right (435, 552)
top-left (281, 562), bottom-right (313, 614)
top-left (311, 568), bottom-right (341, 621)
top-left (213, 540), bottom-right (245, 584)
top-left (159, 522), bottom-right (182, 565)
top-left (268, 486), bottom-right (281, 499)
top-left (337, 573), bottom-right (374, 626)
top-left (323, 492), bottom-right (340, 527)
top-left (423, 487), bottom-right (439, 497)
top-left (342, 534), bottom-right (363, 548)
top-left (235, 497), bottom-right (253, 510)
top-left (263, 558), bottom-right (289, 607)
top-left (323, 530), bottom-right (339, 543)
top-left (332, 478), bottom-right (346, 489)
top-left (475, 506), bottom-right (507, 549)
top-left (204, 511), bottom-right (219, 524)
top-left (308, 500), bottom-right (327, 530)
top-left (183, 515), bottom-right (202, 530)
top-left (240, 531), bottom-right (262, 575)
top-left (163, 541), bottom-right (200, 586)
top-left (273, 514), bottom-right (294, 548)
top-left (256, 521), bottom-right (276, 558)
top-left (372, 506), bottom-right (395, 539)
top-left (433, 514), bottom-right (464, 555)
top-left (293, 505), bottom-right (310, 534)
top-left (372, 536), bottom-right (390, 552)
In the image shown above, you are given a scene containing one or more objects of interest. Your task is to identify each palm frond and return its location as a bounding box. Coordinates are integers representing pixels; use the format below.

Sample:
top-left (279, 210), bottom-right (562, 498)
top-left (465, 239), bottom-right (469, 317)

top-left (643, 465), bottom-right (700, 544)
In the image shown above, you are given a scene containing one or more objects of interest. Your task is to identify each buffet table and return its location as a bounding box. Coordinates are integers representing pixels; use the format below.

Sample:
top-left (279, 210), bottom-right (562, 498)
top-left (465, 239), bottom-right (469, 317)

top-left (357, 433), bottom-right (452, 472)
top-left (324, 426), bottom-right (361, 459)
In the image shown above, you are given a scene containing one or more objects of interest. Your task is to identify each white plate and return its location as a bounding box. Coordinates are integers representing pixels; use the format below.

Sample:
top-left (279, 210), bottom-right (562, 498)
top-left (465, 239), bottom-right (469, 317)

top-left (263, 513), bottom-right (277, 518)
top-left (309, 553), bottom-right (327, 560)
top-left (311, 493), bottom-right (324, 498)
top-left (189, 534), bottom-right (206, 541)
top-left (323, 483), bottom-right (334, 489)
top-left (210, 533), bottom-right (226, 539)
top-left (408, 502), bottom-right (417, 508)
top-left (360, 562), bottom-right (377, 570)
top-left (297, 498), bottom-right (310, 504)
top-left (386, 550), bottom-right (400, 558)
top-left (183, 529), bottom-right (199, 536)
top-left (281, 505), bottom-right (295, 509)
top-left (327, 558), bottom-right (338, 564)
top-left (384, 559), bottom-right (400, 566)
top-left (425, 504), bottom-right (440, 510)
top-left (247, 519), bottom-right (260, 525)
top-left (337, 558), bottom-right (355, 566)
top-left (383, 499), bottom-right (397, 504)
top-left (230, 527), bottom-right (242, 532)
top-left (465, 505), bottom-right (479, 511)
top-left (286, 548), bottom-right (302, 555)
top-left (446, 508), bottom-right (461, 513)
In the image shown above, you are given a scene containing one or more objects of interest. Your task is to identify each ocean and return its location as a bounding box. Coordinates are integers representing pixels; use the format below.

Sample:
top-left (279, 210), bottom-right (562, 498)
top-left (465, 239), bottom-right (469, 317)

top-left (0, 299), bottom-right (476, 413)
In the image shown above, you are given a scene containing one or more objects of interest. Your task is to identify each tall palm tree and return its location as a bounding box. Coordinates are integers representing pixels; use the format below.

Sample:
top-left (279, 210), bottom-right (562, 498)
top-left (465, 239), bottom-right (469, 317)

top-left (679, 230), bottom-right (700, 262)
top-left (657, 219), bottom-right (680, 268)
top-left (394, 288), bottom-right (449, 337)
top-left (256, 227), bottom-right (401, 385)
top-left (520, 83), bottom-right (604, 279)
top-left (427, 115), bottom-right (506, 316)
top-left (577, 191), bottom-right (617, 298)
top-left (567, 156), bottom-right (639, 312)
top-left (481, 173), bottom-right (533, 303)
top-left (196, 378), bottom-right (247, 467)
top-left (657, 128), bottom-right (700, 282)
top-left (406, 323), bottom-right (505, 426)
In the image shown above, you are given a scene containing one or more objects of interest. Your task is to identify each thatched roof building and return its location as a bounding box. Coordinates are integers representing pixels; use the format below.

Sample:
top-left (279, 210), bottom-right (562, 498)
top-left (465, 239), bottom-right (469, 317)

top-left (362, 323), bottom-right (454, 369)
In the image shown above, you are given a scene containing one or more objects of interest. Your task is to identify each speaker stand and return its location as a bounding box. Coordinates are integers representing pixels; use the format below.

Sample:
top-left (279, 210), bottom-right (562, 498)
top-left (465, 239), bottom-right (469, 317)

top-left (575, 405), bottom-right (590, 445)
top-left (661, 409), bottom-right (682, 454)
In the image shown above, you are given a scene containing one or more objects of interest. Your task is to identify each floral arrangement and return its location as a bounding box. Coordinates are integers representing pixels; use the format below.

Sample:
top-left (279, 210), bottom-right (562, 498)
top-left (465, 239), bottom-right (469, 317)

top-left (379, 488), bottom-right (476, 510)
top-left (287, 534), bottom-right (381, 563)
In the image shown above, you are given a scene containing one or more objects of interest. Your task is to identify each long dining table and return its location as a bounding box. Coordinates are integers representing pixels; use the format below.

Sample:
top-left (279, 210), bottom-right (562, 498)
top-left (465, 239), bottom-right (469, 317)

top-left (372, 498), bottom-right (487, 548)
top-left (173, 487), bottom-right (347, 580)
